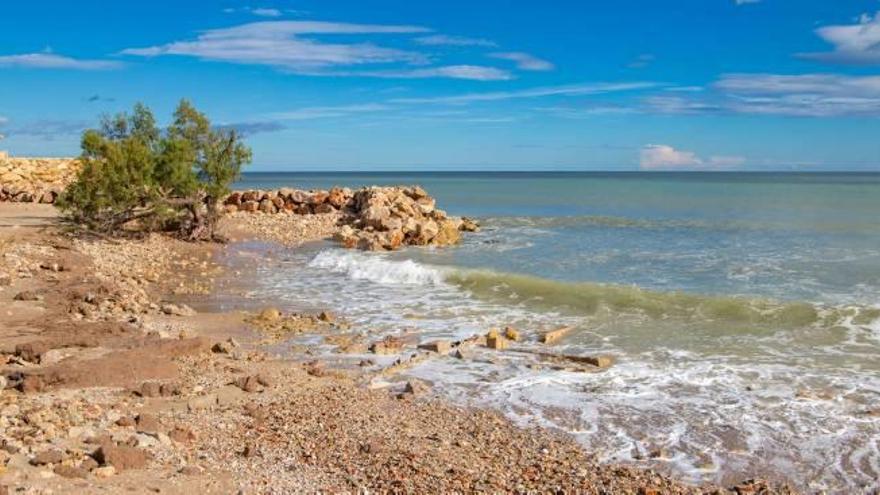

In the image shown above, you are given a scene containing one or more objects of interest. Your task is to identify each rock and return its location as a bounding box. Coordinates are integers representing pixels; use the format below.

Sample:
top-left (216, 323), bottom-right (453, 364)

top-left (161, 303), bottom-right (195, 316)
top-left (503, 326), bottom-right (521, 342)
top-left (486, 335), bottom-right (509, 350)
top-left (539, 326), bottom-right (573, 345)
top-left (459, 217), bottom-right (480, 232)
top-left (370, 336), bottom-right (404, 355)
top-left (13, 290), bottom-right (41, 301)
top-left (39, 348), bottom-right (68, 365)
top-left (579, 355), bottom-right (614, 368)
top-left (258, 198), bottom-right (277, 214)
top-left (0, 272), bottom-right (11, 286)
top-left (216, 384), bottom-right (246, 406)
top-left (413, 219), bottom-right (439, 245)
top-left (135, 414), bottom-right (161, 435)
top-left (92, 445), bottom-right (149, 471)
top-left (432, 219), bottom-right (462, 246)
top-left (398, 380), bottom-right (430, 399)
top-left (242, 443), bottom-right (259, 458)
top-left (327, 187), bottom-right (348, 208)
top-left (92, 466), bottom-right (117, 478)
top-left (232, 374), bottom-right (272, 392)
top-left (39, 262), bottom-right (63, 272)
top-left (15, 341), bottom-right (48, 362)
top-left (243, 403), bottom-right (267, 420)
top-left (18, 375), bottom-right (45, 393)
top-left (314, 203), bottom-right (335, 214)
top-left (187, 394), bottom-right (217, 411)
top-left (136, 381), bottom-right (162, 398)
top-left (116, 416), bottom-right (135, 427)
top-left (240, 200), bottom-right (259, 213)
top-left (30, 450), bottom-right (64, 466)
top-left (179, 465), bottom-right (203, 476)
top-left (168, 427), bottom-right (196, 444)
top-left (225, 191), bottom-right (242, 205)
top-left (259, 307), bottom-right (282, 321)
top-left (212, 338), bottom-right (239, 354)
top-left (54, 465), bottom-right (88, 479)
top-left (317, 310), bottom-right (334, 323)
top-left (417, 340), bottom-right (451, 354)
top-left (288, 190), bottom-right (309, 204)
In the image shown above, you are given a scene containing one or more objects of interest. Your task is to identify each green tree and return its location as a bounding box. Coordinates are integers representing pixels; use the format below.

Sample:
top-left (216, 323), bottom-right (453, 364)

top-left (58, 100), bottom-right (251, 240)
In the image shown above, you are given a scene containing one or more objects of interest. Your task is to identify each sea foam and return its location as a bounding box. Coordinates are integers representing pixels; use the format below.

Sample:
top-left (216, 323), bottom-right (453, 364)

top-left (308, 249), bottom-right (446, 286)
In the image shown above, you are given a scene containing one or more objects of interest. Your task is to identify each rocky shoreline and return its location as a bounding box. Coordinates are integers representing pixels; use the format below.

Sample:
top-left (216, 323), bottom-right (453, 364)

top-left (0, 202), bottom-right (796, 494)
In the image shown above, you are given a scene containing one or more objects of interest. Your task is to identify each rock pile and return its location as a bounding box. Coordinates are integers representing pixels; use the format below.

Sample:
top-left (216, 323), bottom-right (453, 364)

top-left (224, 186), bottom-right (479, 251)
top-left (0, 156), bottom-right (81, 203)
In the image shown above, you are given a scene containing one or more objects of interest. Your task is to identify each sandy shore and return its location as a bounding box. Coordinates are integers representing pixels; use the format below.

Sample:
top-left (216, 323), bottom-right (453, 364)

top-left (0, 203), bottom-right (795, 494)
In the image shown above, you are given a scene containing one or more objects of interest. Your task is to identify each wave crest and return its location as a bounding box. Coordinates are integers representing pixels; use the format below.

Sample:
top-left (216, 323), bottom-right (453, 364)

top-left (308, 250), bottom-right (446, 286)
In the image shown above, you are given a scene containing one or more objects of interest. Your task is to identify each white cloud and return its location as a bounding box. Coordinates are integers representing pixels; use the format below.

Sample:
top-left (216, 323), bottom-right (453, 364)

top-left (639, 144), bottom-right (745, 170)
top-left (0, 116), bottom-right (7, 125)
top-left (489, 52), bottom-right (554, 71)
top-left (251, 8), bottom-right (282, 17)
top-left (0, 53), bottom-right (122, 70)
top-left (356, 65), bottom-right (512, 81)
top-left (414, 35), bottom-right (497, 47)
top-left (644, 96), bottom-right (722, 114)
top-left (642, 74), bottom-right (880, 117)
top-left (801, 11), bottom-right (880, 64)
top-left (392, 82), bottom-right (656, 105)
top-left (735, 0), bottom-right (761, 5)
top-left (714, 73), bottom-right (880, 116)
top-left (121, 21), bottom-right (431, 71)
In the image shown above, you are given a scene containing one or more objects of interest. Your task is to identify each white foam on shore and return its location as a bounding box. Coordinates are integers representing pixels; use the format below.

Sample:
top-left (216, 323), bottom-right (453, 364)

top-left (308, 249), bottom-right (446, 286)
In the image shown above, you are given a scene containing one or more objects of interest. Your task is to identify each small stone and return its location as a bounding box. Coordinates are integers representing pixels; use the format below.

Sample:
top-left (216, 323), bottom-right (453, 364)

top-left (30, 450), bottom-right (64, 466)
top-left (503, 326), bottom-right (521, 342)
top-left (18, 375), bottom-right (45, 394)
top-left (179, 465), bottom-right (203, 476)
top-left (116, 416), bottom-right (135, 427)
top-left (212, 338), bottom-right (239, 354)
top-left (54, 465), bottom-right (88, 479)
top-left (539, 326), bottom-right (573, 344)
top-left (317, 310), bottom-right (334, 323)
top-left (242, 443), bottom-right (259, 458)
top-left (486, 335), bottom-right (509, 350)
top-left (187, 394), bottom-right (217, 411)
top-left (13, 290), bottom-right (41, 301)
top-left (169, 427), bottom-right (196, 444)
top-left (92, 445), bottom-right (149, 471)
top-left (92, 466), bottom-right (117, 478)
top-left (417, 340), bottom-right (451, 354)
top-left (259, 307), bottom-right (282, 321)
top-left (233, 375), bottom-right (263, 393)
top-left (135, 414), bottom-right (161, 435)
top-left (137, 382), bottom-right (162, 397)
top-left (398, 380), bottom-right (430, 399)
top-left (15, 341), bottom-right (48, 362)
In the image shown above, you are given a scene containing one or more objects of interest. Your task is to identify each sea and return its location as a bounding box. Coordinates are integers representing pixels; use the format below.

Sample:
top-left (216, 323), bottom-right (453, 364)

top-left (223, 172), bottom-right (880, 493)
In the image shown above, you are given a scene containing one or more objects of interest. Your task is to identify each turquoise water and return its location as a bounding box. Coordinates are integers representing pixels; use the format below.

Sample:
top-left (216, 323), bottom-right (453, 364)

top-left (232, 172), bottom-right (880, 492)
top-left (237, 172), bottom-right (880, 303)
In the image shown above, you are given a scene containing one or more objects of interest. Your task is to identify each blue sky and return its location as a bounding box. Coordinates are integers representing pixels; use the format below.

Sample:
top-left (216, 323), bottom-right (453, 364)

top-left (1, 0), bottom-right (879, 171)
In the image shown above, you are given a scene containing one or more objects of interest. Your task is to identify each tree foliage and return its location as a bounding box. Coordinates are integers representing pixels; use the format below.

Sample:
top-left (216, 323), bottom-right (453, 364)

top-left (58, 100), bottom-right (251, 240)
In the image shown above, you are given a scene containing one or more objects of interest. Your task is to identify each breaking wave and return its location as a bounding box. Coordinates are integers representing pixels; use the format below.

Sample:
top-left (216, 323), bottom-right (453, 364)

top-left (308, 249), bottom-right (880, 331)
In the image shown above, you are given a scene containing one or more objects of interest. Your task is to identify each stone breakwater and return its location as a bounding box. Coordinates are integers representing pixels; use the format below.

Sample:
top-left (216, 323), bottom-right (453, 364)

top-left (224, 186), bottom-right (479, 250)
top-left (0, 157), bottom-right (81, 204)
